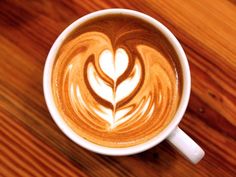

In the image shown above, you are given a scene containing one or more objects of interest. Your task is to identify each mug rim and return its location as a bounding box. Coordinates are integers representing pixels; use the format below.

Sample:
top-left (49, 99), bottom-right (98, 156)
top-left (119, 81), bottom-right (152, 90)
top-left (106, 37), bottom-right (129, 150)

top-left (43, 8), bottom-right (191, 156)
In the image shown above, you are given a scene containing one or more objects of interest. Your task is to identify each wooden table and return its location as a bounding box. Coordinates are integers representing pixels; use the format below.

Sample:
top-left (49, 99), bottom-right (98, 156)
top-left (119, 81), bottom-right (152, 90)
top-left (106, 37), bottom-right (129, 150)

top-left (1, 1), bottom-right (236, 176)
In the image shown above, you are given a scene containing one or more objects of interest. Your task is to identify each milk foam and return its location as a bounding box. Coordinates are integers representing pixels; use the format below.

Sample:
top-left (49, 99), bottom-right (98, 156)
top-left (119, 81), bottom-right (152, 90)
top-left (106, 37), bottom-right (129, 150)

top-left (86, 48), bottom-right (143, 128)
top-left (52, 15), bottom-right (181, 147)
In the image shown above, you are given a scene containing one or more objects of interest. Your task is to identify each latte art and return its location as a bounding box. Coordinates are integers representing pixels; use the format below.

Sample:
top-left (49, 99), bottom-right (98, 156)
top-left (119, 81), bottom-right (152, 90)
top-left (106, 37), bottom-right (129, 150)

top-left (87, 47), bottom-right (144, 128)
top-left (52, 15), bottom-right (182, 147)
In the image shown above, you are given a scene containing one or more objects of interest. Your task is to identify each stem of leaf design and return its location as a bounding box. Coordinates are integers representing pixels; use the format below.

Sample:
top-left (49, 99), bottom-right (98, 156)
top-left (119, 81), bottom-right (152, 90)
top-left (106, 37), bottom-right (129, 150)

top-left (112, 81), bottom-right (117, 126)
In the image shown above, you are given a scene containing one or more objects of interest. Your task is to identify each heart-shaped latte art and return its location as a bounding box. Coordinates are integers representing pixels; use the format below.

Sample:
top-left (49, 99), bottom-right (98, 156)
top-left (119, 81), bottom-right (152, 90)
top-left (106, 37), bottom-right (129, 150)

top-left (87, 48), bottom-right (143, 128)
top-left (99, 48), bottom-right (129, 81)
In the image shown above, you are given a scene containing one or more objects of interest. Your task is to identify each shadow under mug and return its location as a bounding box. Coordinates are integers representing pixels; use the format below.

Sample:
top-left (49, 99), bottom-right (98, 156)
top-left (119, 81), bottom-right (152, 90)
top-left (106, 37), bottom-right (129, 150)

top-left (43, 9), bottom-right (205, 164)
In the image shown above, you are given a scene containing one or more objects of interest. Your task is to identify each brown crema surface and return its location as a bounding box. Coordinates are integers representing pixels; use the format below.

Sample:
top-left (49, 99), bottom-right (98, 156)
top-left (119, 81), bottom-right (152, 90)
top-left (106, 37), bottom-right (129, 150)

top-left (52, 14), bottom-right (182, 147)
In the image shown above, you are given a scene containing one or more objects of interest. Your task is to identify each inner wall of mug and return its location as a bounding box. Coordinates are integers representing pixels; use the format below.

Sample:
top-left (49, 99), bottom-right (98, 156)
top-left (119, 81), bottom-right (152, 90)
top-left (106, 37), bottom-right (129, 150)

top-left (43, 9), bottom-right (191, 155)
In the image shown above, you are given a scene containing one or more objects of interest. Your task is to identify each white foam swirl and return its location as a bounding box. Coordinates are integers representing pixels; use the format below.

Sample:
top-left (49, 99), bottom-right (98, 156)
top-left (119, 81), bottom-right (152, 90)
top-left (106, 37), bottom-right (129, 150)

top-left (99, 48), bottom-right (129, 81)
top-left (87, 48), bottom-right (143, 128)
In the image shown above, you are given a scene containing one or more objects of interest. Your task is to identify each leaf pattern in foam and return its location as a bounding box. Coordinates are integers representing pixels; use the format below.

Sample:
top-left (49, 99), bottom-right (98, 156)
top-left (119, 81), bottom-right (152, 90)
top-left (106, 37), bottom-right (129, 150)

top-left (87, 48), bottom-right (142, 127)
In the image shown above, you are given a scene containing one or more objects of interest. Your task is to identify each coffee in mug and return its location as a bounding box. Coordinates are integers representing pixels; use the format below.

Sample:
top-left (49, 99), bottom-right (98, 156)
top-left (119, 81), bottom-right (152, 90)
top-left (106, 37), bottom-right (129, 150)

top-left (51, 14), bottom-right (182, 148)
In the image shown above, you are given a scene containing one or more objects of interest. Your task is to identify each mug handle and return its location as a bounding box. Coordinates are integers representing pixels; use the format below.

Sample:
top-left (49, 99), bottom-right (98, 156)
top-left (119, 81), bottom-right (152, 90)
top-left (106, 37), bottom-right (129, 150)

top-left (167, 127), bottom-right (205, 164)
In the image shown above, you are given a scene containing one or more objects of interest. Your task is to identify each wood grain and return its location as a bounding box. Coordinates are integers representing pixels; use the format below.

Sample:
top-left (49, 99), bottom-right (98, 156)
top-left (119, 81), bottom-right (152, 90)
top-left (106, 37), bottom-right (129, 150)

top-left (0, 0), bottom-right (236, 176)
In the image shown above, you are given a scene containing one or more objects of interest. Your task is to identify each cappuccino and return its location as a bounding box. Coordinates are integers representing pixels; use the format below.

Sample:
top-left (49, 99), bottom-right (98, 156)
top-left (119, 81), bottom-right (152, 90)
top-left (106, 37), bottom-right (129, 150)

top-left (52, 14), bottom-right (182, 147)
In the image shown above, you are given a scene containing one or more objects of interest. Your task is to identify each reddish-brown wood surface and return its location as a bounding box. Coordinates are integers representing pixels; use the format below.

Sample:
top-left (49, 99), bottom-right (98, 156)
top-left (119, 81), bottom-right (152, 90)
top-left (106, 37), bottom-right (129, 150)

top-left (0, 0), bottom-right (236, 176)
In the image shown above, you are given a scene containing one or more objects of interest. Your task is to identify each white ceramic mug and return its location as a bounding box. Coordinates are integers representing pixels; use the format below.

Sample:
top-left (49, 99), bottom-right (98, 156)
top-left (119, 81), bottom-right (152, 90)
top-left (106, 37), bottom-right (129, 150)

top-left (43, 9), bottom-right (205, 164)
